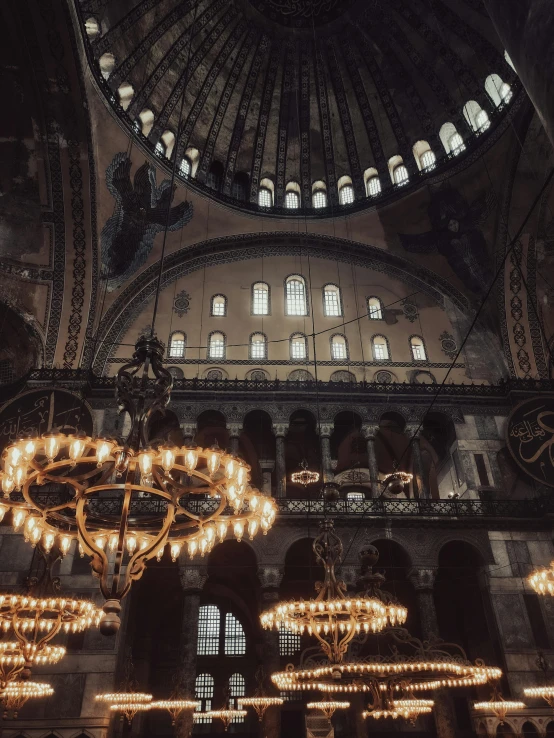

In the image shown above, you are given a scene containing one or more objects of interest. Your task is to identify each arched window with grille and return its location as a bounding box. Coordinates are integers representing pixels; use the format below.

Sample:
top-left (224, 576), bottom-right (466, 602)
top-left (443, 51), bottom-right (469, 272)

top-left (229, 673), bottom-right (246, 723)
top-left (290, 333), bottom-right (307, 361)
top-left (180, 156), bottom-right (192, 178)
top-left (367, 297), bottom-right (383, 320)
top-left (211, 294), bottom-right (227, 317)
top-left (372, 335), bottom-right (389, 361)
top-left (197, 605), bottom-right (220, 655)
top-left (413, 141), bottom-right (436, 172)
top-left (285, 182), bottom-right (300, 209)
top-left (439, 123), bottom-right (466, 155)
top-left (463, 100), bottom-right (491, 133)
top-left (338, 175), bottom-right (354, 205)
top-left (393, 164), bottom-right (409, 186)
top-left (330, 334), bottom-right (348, 361)
top-left (258, 186), bottom-right (272, 207)
top-left (285, 275), bottom-right (307, 316)
top-left (208, 332), bottom-right (226, 359)
top-left (323, 284), bottom-right (342, 317)
top-left (252, 282), bottom-right (270, 315)
top-left (313, 189), bottom-right (327, 208)
top-left (225, 613), bottom-right (246, 656)
top-left (168, 331), bottom-right (186, 358)
top-left (367, 176), bottom-right (381, 196)
top-left (249, 333), bottom-right (267, 360)
top-left (485, 73), bottom-right (513, 106)
top-left (410, 336), bottom-right (427, 361)
top-left (195, 673), bottom-right (214, 722)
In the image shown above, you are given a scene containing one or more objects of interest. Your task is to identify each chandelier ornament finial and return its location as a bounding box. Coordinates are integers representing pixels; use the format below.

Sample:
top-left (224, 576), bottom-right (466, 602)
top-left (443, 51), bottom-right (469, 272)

top-left (0, 337), bottom-right (277, 636)
top-left (261, 520), bottom-right (407, 663)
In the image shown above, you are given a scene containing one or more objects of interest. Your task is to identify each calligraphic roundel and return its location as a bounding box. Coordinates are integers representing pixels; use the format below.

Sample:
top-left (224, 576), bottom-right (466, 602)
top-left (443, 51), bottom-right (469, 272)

top-left (506, 397), bottom-right (554, 488)
top-left (0, 390), bottom-right (93, 455)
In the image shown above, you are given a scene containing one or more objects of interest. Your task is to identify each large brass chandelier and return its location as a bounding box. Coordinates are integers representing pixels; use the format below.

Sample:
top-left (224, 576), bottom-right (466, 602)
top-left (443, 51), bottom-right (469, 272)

top-left (261, 520), bottom-right (406, 662)
top-left (268, 536), bottom-right (501, 722)
top-left (0, 336), bottom-right (277, 634)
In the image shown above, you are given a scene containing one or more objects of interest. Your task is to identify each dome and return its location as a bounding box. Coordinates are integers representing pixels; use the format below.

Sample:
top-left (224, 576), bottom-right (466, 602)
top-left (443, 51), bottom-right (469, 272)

top-left (81, 0), bottom-right (518, 213)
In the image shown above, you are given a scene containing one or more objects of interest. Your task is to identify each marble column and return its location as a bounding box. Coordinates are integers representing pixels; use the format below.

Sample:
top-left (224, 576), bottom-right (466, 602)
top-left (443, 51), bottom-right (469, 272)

top-left (259, 459), bottom-right (275, 495)
top-left (320, 425), bottom-right (333, 483)
top-left (407, 425), bottom-right (430, 499)
top-left (483, 0), bottom-right (554, 148)
top-left (175, 562), bottom-right (208, 738)
top-left (408, 567), bottom-right (456, 738)
top-left (274, 424), bottom-right (288, 498)
top-left (227, 422), bottom-right (242, 454)
top-left (258, 567), bottom-right (283, 738)
top-left (362, 425), bottom-right (379, 497)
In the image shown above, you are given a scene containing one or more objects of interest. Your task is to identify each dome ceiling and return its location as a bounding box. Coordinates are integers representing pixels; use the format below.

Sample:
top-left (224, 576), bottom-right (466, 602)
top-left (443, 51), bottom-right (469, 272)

top-left (79, 0), bottom-right (517, 212)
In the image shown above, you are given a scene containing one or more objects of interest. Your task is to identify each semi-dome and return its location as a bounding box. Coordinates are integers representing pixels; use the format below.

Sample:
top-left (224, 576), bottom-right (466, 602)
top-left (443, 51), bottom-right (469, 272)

top-left (79, 0), bottom-right (519, 214)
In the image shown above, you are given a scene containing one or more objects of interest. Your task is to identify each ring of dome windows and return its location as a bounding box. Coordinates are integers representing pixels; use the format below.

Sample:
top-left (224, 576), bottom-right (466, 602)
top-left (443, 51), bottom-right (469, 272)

top-left (167, 285), bottom-right (428, 363)
top-left (95, 39), bottom-right (515, 212)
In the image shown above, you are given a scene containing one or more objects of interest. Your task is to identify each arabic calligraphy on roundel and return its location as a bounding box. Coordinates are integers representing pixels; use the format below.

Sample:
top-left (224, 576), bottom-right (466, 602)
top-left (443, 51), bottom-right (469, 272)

top-left (0, 390), bottom-right (93, 452)
top-left (506, 398), bottom-right (554, 488)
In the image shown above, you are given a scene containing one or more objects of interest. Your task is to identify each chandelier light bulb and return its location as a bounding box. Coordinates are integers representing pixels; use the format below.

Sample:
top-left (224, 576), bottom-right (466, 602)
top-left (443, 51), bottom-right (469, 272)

top-left (0, 504), bottom-right (8, 524)
top-left (1, 475), bottom-right (14, 496)
top-left (42, 431), bottom-right (61, 461)
top-left (159, 446), bottom-right (176, 473)
top-left (217, 521), bottom-right (228, 541)
top-left (170, 542), bottom-right (181, 561)
top-left (234, 520), bottom-right (244, 541)
top-left (13, 466), bottom-right (26, 491)
top-left (68, 435), bottom-right (87, 462)
top-left (12, 509), bottom-right (27, 532)
top-left (29, 525), bottom-right (42, 547)
top-left (137, 450), bottom-right (155, 477)
top-left (21, 439), bottom-right (37, 461)
top-left (224, 456), bottom-right (237, 479)
top-left (95, 535), bottom-right (106, 550)
top-left (59, 535), bottom-right (72, 557)
top-left (183, 446), bottom-right (199, 473)
top-left (96, 440), bottom-right (113, 466)
top-left (188, 539), bottom-right (198, 558)
top-left (126, 535), bottom-right (137, 555)
top-left (5, 446), bottom-right (22, 468)
top-left (207, 446), bottom-right (221, 476)
top-left (109, 533), bottom-right (119, 553)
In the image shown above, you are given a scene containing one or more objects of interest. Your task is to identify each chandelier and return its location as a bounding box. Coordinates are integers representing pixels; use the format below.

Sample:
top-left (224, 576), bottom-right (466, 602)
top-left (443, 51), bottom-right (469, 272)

top-left (1, 680), bottom-right (53, 718)
top-left (363, 698), bottom-right (434, 722)
top-left (0, 554), bottom-right (101, 683)
top-left (238, 666), bottom-right (283, 720)
top-left (307, 699), bottom-right (350, 719)
top-left (291, 459), bottom-right (320, 486)
top-left (151, 699), bottom-right (200, 726)
top-left (261, 521), bottom-right (407, 663)
top-left (528, 564), bottom-right (554, 596)
top-left (381, 471), bottom-right (413, 495)
top-left (193, 708), bottom-right (247, 730)
top-left (0, 336), bottom-right (277, 634)
top-left (474, 684), bottom-right (526, 724)
top-left (96, 691), bottom-right (153, 723)
top-left (523, 652), bottom-right (554, 708)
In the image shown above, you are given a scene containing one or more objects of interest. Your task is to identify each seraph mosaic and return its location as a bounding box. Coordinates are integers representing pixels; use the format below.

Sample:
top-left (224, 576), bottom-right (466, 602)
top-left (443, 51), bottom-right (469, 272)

top-left (101, 153), bottom-right (193, 291)
top-left (399, 186), bottom-right (495, 298)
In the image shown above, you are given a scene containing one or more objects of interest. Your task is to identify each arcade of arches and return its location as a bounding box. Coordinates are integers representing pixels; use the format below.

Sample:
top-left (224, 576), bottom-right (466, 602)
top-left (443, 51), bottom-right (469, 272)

top-left (2, 1), bottom-right (554, 738)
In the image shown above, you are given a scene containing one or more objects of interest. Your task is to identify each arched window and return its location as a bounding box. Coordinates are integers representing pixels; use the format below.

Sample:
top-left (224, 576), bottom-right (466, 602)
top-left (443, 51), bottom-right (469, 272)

top-left (232, 172), bottom-right (250, 202)
top-left (258, 187), bottom-right (272, 207)
top-left (184, 147), bottom-right (200, 178)
top-left (279, 627), bottom-right (301, 656)
top-left (331, 334), bottom-right (348, 361)
top-left (117, 82), bottom-right (134, 110)
top-left (285, 275), bottom-right (307, 316)
top-left (208, 332), bottom-right (225, 359)
top-left (195, 673), bottom-right (214, 721)
top-left (137, 108), bottom-right (154, 137)
top-left (367, 297), bottom-right (383, 320)
top-left (99, 53), bottom-right (115, 80)
top-left (485, 74), bottom-right (513, 106)
top-left (439, 123), bottom-right (466, 155)
top-left (372, 335), bottom-right (389, 361)
top-left (313, 189), bottom-right (327, 208)
top-left (323, 284), bottom-right (342, 317)
top-left (410, 336), bottom-right (427, 361)
top-left (290, 333), bottom-right (307, 360)
top-left (413, 141), bottom-right (436, 172)
top-left (211, 294), bottom-right (227, 317)
top-left (180, 157), bottom-right (192, 178)
top-left (225, 613), bottom-right (246, 656)
top-left (285, 190), bottom-right (299, 208)
top-left (250, 333), bottom-right (267, 360)
top-left (169, 331), bottom-right (186, 358)
top-left (252, 282), bottom-right (269, 315)
top-left (285, 182), bottom-right (301, 209)
top-left (85, 17), bottom-right (100, 39)
top-left (338, 175), bottom-right (354, 205)
top-left (393, 164), bottom-right (409, 186)
top-left (463, 100), bottom-right (490, 132)
top-left (367, 176), bottom-right (381, 196)
top-left (229, 673), bottom-right (246, 722)
top-left (207, 161), bottom-right (224, 191)
top-left (197, 605), bottom-right (220, 655)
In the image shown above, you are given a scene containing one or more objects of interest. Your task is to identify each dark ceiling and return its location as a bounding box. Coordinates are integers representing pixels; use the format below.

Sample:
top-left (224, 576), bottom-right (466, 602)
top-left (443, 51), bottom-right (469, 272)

top-left (78, 0), bottom-right (517, 212)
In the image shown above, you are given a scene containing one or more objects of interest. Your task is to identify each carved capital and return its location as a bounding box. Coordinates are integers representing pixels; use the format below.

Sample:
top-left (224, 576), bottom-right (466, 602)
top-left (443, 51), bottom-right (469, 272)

top-left (273, 423), bottom-right (289, 438)
top-left (179, 564), bottom-right (208, 592)
top-left (181, 422), bottom-right (197, 437)
top-left (258, 565), bottom-right (283, 591)
top-left (362, 425), bottom-right (379, 440)
top-left (227, 422), bottom-right (243, 438)
top-left (319, 425), bottom-right (333, 438)
top-left (407, 567), bottom-right (437, 591)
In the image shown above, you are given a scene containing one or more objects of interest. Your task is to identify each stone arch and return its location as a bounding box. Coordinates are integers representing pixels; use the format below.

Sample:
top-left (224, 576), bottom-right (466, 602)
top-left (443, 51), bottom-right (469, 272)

top-left (433, 533), bottom-right (493, 567)
top-left (91, 232), bottom-right (471, 373)
top-left (351, 532), bottom-right (415, 567)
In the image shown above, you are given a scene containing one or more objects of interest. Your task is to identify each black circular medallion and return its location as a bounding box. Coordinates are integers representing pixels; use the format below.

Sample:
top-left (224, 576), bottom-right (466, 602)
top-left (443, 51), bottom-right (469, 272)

top-left (506, 396), bottom-right (554, 488)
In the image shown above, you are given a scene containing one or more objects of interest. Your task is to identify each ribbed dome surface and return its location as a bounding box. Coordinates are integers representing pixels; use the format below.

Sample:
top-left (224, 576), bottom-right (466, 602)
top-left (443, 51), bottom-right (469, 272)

top-left (80, 0), bottom-right (516, 210)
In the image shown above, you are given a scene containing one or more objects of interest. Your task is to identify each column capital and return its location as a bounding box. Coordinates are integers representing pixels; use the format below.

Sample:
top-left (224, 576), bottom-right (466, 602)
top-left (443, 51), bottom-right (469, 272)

top-left (258, 565), bottom-right (283, 591)
top-left (319, 424), bottom-right (333, 438)
top-left (273, 423), bottom-right (289, 438)
top-left (179, 563), bottom-right (208, 592)
top-left (227, 422), bottom-right (242, 438)
top-left (362, 424), bottom-right (379, 439)
top-left (407, 567), bottom-right (437, 591)
top-left (181, 422), bottom-right (197, 439)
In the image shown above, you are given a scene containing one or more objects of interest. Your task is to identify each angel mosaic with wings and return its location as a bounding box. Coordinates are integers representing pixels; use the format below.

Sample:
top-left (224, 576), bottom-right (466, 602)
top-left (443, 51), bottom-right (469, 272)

top-left (101, 153), bottom-right (193, 291)
top-left (399, 186), bottom-right (496, 297)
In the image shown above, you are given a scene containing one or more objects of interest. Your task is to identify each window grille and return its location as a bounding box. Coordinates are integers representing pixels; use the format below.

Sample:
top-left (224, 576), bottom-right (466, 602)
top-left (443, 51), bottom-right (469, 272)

top-left (373, 338), bottom-right (388, 360)
top-left (331, 336), bottom-right (347, 360)
top-left (449, 133), bottom-right (466, 155)
top-left (420, 150), bottom-right (436, 171)
top-left (279, 628), bottom-right (301, 656)
top-left (252, 283), bottom-right (269, 315)
top-left (229, 673), bottom-right (245, 722)
top-left (225, 613), bottom-right (246, 656)
top-left (180, 157), bottom-right (191, 178)
top-left (368, 298), bottom-right (382, 320)
top-left (339, 185), bottom-right (354, 205)
top-left (208, 333), bottom-right (225, 359)
top-left (313, 190), bottom-right (327, 209)
top-left (393, 165), bottom-right (409, 186)
top-left (211, 296), bottom-right (226, 316)
top-left (286, 278), bottom-right (307, 316)
top-left (290, 334), bottom-right (307, 360)
top-left (197, 605), bottom-right (220, 655)
top-left (285, 191), bottom-right (299, 208)
top-left (169, 332), bottom-right (185, 358)
top-left (250, 334), bottom-right (266, 359)
top-left (258, 188), bottom-right (272, 207)
top-left (195, 674), bottom-right (214, 722)
top-left (367, 176), bottom-right (381, 196)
